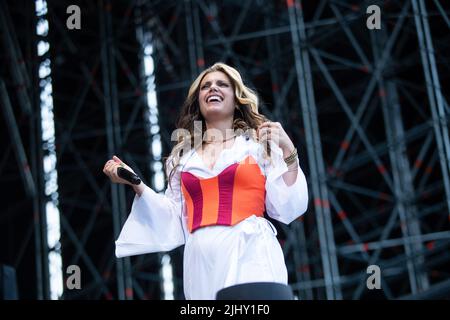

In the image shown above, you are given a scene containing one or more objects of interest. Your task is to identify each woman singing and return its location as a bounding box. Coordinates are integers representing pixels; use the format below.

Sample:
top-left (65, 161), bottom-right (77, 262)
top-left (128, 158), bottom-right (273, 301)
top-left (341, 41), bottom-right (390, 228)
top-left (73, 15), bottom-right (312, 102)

top-left (103, 62), bottom-right (308, 300)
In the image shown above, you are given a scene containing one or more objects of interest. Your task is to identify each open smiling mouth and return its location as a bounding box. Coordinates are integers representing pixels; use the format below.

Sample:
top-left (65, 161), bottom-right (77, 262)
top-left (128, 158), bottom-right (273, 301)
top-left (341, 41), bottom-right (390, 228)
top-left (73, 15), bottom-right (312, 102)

top-left (206, 95), bottom-right (223, 104)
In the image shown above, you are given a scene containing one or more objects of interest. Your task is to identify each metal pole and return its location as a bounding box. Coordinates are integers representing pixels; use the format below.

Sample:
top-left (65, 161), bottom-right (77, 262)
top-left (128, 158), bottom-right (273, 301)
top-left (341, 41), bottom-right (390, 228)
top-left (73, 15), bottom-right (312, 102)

top-left (288, 0), bottom-right (342, 299)
top-left (99, 0), bottom-right (133, 300)
top-left (412, 0), bottom-right (450, 214)
top-left (184, 0), bottom-right (199, 77)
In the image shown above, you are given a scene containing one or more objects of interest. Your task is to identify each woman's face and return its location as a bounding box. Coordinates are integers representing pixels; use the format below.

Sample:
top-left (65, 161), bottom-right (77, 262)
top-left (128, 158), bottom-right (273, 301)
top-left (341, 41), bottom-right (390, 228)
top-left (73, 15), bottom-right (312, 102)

top-left (198, 71), bottom-right (235, 122)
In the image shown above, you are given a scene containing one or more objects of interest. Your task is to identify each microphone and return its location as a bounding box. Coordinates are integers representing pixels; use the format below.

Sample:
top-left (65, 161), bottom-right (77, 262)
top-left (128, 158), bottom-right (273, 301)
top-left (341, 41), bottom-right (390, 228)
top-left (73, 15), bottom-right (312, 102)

top-left (117, 167), bottom-right (141, 185)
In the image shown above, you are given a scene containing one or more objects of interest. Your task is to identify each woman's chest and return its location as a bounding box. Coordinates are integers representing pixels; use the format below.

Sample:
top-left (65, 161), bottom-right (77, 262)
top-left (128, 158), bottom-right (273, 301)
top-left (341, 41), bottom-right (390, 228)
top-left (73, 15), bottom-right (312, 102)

top-left (180, 137), bottom-right (266, 178)
top-left (196, 141), bottom-right (234, 171)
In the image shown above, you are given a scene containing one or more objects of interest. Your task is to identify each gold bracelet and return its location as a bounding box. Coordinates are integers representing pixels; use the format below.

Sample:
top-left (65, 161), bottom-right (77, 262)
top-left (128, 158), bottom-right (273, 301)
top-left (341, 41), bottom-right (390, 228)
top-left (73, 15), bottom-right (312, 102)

top-left (286, 158), bottom-right (298, 167)
top-left (284, 147), bottom-right (297, 161)
top-left (284, 147), bottom-right (298, 166)
top-left (285, 154), bottom-right (298, 166)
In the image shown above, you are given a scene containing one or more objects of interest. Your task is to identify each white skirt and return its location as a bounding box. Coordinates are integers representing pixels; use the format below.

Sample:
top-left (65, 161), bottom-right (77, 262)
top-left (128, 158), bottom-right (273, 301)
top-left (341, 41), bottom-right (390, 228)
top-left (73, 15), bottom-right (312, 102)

top-left (183, 215), bottom-right (288, 300)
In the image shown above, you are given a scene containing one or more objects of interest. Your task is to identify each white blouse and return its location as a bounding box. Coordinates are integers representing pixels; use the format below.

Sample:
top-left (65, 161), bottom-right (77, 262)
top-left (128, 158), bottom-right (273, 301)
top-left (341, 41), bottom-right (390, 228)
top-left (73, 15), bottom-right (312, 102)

top-left (115, 135), bottom-right (309, 299)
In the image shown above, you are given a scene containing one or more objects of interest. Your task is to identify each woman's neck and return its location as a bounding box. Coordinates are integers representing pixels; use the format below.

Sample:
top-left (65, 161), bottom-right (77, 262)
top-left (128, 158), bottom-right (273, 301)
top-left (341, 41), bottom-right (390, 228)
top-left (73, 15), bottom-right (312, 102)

top-left (204, 118), bottom-right (234, 142)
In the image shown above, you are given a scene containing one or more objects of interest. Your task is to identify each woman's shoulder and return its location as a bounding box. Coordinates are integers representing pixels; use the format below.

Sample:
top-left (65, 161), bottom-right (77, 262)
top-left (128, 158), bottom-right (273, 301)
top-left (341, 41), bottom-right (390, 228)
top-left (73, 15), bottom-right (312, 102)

top-left (165, 148), bottom-right (196, 174)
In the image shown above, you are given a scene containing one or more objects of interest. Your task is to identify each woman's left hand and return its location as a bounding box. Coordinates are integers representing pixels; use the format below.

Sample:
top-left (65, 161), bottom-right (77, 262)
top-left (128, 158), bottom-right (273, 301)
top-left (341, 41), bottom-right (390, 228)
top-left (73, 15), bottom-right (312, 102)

top-left (257, 121), bottom-right (296, 157)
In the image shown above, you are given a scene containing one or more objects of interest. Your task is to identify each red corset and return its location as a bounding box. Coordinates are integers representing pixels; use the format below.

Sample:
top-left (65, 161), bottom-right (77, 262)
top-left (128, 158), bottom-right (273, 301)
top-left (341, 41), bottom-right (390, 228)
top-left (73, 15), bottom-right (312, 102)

top-left (181, 155), bottom-right (266, 233)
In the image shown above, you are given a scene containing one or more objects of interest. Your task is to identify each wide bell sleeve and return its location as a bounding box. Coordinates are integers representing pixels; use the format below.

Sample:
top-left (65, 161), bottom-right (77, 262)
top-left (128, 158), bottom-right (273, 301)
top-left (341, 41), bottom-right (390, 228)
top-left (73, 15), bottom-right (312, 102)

top-left (263, 141), bottom-right (309, 224)
top-left (115, 158), bottom-right (186, 258)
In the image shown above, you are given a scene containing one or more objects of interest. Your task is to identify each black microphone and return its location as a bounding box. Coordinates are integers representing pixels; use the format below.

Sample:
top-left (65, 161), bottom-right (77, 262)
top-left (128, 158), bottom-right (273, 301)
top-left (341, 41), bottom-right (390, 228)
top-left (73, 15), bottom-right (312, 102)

top-left (117, 167), bottom-right (141, 185)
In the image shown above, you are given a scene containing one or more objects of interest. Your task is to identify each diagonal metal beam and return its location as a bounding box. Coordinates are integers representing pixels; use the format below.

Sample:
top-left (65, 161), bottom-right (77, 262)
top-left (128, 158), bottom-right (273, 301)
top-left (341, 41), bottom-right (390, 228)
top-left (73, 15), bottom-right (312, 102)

top-left (329, 4), bottom-right (371, 69)
top-left (0, 79), bottom-right (36, 197)
top-left (100, 0), bottom-right (133, 300)
top-left (311, 50), bottom-right (394, 190)
top-left (289, 0), bottom-right (342, 299)
top-left (0, 0), bottom-right (32, 114)
top-left (331, 1), bottom-right (411, 171)
top-left (218, 0), bottom-right (253, 62)
top-left (432, 0), bottom-right (450, 29)
top-left (412, 0), bottom-right (450, 213)
top-left (377, 79), bottom-right (429, 295)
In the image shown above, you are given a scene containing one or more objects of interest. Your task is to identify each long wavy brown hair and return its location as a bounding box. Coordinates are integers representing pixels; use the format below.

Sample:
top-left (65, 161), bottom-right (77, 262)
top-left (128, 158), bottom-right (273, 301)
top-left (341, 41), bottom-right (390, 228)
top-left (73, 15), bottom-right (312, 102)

top-left (165, 62), bottom-right (270, 188)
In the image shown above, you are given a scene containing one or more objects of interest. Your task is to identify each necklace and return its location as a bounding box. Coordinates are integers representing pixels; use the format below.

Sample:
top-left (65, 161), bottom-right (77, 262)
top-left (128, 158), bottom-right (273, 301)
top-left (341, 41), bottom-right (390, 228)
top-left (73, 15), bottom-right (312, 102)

top-left (204, 134), bottom-right (236, 144)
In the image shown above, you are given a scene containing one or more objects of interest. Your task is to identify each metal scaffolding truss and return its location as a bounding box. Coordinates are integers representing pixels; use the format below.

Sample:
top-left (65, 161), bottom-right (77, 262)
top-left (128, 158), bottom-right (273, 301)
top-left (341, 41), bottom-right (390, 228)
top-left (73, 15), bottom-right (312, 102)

top-left (140, 0), bottom-right (450, 299)
top-left (0, 0), bottom-right (449, 300)
top-left (45, 0), bottom-right (169, 299)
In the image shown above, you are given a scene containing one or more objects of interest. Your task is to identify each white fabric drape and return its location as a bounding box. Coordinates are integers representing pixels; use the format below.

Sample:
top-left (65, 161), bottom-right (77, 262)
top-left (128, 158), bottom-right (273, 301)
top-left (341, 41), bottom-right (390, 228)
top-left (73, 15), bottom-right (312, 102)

top-left (115, 135), bottom-right (308, 299)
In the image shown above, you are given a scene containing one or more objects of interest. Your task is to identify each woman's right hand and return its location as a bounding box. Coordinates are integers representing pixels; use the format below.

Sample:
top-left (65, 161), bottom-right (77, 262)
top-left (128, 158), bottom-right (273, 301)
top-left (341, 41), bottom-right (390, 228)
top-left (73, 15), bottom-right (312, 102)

top-left (103, 155), bottom-right (135, 186)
